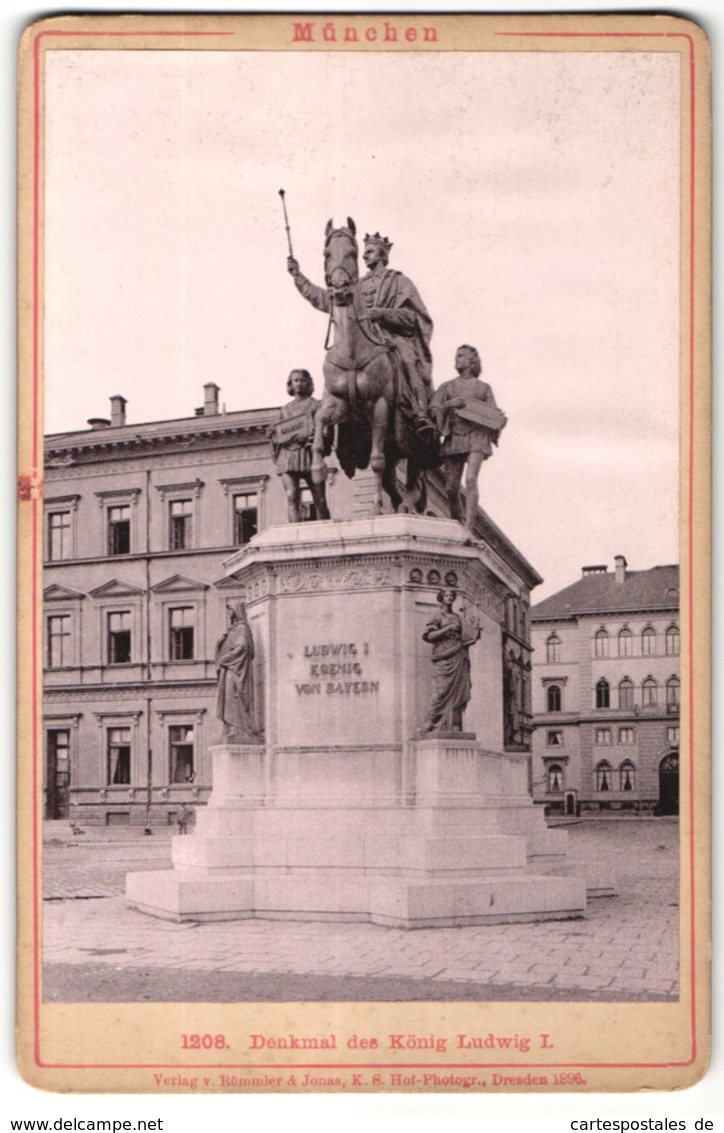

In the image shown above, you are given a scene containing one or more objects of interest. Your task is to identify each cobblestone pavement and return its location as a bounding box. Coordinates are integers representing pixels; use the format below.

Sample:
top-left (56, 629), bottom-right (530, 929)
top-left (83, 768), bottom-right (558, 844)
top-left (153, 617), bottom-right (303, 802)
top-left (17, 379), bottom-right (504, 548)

top-left (41, 818), bottom-right (680, 1003)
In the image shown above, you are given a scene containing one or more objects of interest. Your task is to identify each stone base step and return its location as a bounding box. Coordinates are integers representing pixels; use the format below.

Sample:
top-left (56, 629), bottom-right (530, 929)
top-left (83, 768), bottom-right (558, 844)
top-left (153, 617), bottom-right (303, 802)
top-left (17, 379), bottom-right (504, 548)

top-left (126, 868), bottom-right (586, 928)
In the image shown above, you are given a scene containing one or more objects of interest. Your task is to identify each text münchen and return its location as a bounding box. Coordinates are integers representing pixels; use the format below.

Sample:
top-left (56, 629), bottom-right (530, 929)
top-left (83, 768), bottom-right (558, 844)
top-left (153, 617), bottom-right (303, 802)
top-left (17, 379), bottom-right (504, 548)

top-left (292, 21), bottom-right (439, 44)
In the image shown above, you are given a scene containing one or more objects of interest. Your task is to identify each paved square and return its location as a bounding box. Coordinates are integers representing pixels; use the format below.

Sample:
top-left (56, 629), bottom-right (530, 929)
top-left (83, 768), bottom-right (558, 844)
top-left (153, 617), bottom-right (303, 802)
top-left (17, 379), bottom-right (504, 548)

top-left (41, 817), bottom-right (679, 1003)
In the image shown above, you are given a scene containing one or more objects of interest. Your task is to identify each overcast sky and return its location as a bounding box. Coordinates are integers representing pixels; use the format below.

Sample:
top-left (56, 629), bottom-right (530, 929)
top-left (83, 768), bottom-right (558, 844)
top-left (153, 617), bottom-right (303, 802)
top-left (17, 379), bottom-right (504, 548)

top-left (43, 47), bottom-right (682, 599)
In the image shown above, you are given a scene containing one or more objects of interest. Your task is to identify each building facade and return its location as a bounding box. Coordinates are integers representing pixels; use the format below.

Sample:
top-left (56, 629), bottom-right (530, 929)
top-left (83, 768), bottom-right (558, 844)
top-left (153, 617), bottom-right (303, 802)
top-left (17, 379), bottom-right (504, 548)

top-left (43, 384), bottom-right (539, 825)
top-left (530, 557), bottom-right (680, 815)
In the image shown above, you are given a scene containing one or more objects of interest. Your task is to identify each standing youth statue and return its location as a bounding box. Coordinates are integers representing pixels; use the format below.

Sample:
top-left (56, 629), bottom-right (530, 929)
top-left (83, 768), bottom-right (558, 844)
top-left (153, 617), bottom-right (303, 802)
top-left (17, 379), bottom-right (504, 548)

top-left (431, 345), bottom-right (507, 530)
top-left (216, 602), bottom-right (263, 743)
top-left (270, 369), bottom-right (330, 522)
top-left (421, 589), bottom-right (481, 735)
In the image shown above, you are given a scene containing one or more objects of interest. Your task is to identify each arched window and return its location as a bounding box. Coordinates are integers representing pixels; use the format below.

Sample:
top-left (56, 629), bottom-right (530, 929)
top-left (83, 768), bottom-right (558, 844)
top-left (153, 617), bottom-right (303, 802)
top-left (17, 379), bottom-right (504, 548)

top-left (666, 677), bottom-right (680, 708)
top-left (595, 679), bottom-right (610, 709)
top-left (595, 761), bottom-right (612, 791)
top-left (547, 763), bottom-right (564, 792)
top-left (641, 627), bottom-right (656, 656)
top-left (594, 629), bottom-right (609, 658)
top-left (619, 760), bottom-right (636, 792)
top-left (546, 634), bottom-right (561, 663)
top-left (642, 677), bottom-right (658, 707)
top-left (618, 628), bottom-right (633, 657)
top-left (666, 625), bottom-right (680, 656)
top-left (546, 684), bottom-right (562, 712)
top-left (618, 678), bottom-right (634, 710)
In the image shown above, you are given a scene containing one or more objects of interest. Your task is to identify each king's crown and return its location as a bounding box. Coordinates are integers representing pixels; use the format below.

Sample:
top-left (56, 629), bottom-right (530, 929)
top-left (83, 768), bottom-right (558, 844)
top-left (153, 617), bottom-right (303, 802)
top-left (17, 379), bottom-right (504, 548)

top-left (363, 232), bottom-right (393, 253)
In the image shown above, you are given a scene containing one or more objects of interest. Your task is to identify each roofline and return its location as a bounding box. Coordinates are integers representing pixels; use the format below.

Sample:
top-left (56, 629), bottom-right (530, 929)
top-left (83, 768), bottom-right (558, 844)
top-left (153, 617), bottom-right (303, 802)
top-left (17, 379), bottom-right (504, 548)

top-left (532, 602), bottom-right (680, 622)
top-left (45, 405), bottom-right (280, 455)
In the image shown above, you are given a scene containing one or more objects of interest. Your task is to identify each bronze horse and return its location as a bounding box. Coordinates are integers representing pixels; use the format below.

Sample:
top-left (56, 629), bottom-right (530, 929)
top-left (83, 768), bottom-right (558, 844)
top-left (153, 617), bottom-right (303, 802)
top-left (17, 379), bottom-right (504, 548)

top-left (310, 219), bottom-right (430, 515)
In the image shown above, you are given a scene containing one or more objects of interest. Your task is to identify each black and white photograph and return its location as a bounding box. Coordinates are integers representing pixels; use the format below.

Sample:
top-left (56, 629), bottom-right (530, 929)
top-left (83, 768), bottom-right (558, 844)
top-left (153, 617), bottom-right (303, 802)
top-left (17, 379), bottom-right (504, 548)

top-left (16, 11), bottom-right (710, 1095)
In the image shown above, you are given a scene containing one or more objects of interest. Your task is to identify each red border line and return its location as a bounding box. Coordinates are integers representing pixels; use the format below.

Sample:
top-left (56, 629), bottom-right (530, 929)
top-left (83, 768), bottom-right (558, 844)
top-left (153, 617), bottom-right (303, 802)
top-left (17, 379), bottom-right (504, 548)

top-left (686, 29), bottom-right (698, 1066)
top-left (36, 30), bottom-right (236, 39)
top-left (31, 32), bottom-right (41, 1070)
top-left (37, 1059), bottom-right (693, 1072)
top-left (496, 32), bottom-right (691, 40)
top-left (31, 28), bottom-right (700, 1075)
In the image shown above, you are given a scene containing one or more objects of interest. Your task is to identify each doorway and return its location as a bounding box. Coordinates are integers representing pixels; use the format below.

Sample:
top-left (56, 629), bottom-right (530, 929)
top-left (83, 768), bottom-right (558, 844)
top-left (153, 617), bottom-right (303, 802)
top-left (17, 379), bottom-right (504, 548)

top-left (658, 751), bottom-right (679, 816)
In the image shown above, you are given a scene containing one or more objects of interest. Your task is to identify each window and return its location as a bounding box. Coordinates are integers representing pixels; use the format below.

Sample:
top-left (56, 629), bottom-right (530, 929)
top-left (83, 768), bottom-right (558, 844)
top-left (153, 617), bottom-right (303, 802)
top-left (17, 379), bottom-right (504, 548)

top-left (169, 499), bottom-right (193, 550)
top-left (619, 760), bottom-right (636, 791)
top-left (641, 627), bottom-right (656, 656)
top-left (547, 764), bottom-right (564, 792)
top-left (107, 727), bottom-right (131, 785)
top-left (107, 611), bottom-right (132, 664)
top-left (47, 614), bottom-right (71, 668)
top-left (47, 729), bottom-right (70, 778)
top-left (154, 481), bottom-right (203, 552)
top-left (618, 727), bottom-right (635, 745)
top-left (47, 511), bottom-right (72, 561)
top-left (169, 725), bottom-right (195, 783)
top-left (667, 725), bottom-right (679, 745)
top-left (666, 625), bottom-right (680, 656)
top-left (642, 678), bottom-right (658, 707)
top-left (108, 505), bottom-right (131, 555)
top-left (595, 679), bottom-right (610, 709)
top-left (618, 628), bottom-right (633, 657)
top-left (546, 730), bottom-right (564, 747)
top-left (666, 677), bottom-right (680, 709)
top-left (595, 761), bottom-right (612, 791)
top-left (594, 629), bottom-right (609, 658)
top-left (595, 727), bottom-right (612, 745)
top-left (546, 684), bottom-right (562, 712)
top-left (169, 607), bottom-right (194, 660)
top-left (618, 678), bottom-right (634, 710)
top-left (45, 496), bottom-right (80, 560)
top-left (234, 492), bottom-right (258, 545)
top-left (220, 476), bottom-right (267, 545)
top-left (546, 634), bottom-right (561, 663)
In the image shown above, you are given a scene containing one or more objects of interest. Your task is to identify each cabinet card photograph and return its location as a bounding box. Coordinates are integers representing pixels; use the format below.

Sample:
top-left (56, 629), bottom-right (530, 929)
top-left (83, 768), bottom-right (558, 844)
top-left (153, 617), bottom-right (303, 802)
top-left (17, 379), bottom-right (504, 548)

top-left (17, 12), bottom-right (711, 1094)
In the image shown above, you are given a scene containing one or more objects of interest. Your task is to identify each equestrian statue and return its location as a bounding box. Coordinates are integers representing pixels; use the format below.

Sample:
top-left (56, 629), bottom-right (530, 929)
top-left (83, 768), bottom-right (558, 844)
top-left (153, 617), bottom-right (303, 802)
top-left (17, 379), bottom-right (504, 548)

top-left (285, 212), bottom-right (439, 516)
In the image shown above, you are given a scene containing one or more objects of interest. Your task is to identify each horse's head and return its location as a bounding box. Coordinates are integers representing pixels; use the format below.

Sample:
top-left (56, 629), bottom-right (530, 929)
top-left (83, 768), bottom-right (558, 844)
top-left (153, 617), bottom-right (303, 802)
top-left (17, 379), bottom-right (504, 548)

top-left (324, 218), bottom-right (359, 304)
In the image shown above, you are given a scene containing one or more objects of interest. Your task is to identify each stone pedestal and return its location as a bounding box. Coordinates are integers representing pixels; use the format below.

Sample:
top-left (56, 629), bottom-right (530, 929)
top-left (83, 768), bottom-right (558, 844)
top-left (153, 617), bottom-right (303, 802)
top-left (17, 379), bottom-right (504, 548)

top-left (126, 517), bottom-right (589, 926)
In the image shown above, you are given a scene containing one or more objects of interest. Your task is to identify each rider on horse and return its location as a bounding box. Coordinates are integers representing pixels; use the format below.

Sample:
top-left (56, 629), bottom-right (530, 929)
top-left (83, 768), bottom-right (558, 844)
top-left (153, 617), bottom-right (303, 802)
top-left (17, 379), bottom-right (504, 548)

top-left (287, 231), bottom-right (436, 443)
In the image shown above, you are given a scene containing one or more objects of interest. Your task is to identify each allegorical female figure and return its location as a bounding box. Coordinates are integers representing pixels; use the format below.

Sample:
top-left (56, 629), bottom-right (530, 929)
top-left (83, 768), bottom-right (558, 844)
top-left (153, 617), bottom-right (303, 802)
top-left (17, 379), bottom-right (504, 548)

top-left (421, 589), bottom-right (481, 734)
top-left (215, 602), bottom-right (262, 743)
top-left (270, 369), bottom-right (330, 522)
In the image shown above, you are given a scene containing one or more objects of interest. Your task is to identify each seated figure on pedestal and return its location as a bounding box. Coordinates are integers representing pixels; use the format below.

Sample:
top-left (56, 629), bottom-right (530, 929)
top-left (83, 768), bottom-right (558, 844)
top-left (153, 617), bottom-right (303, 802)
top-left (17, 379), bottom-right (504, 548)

top-left (421, 589), bottom-right (481, 735)
top-left (270, 369), bottom-right (331, 522)
top-left (216, 602), bottom-right (263, 743)
top-left (431, 345), bottom-right (507, 531)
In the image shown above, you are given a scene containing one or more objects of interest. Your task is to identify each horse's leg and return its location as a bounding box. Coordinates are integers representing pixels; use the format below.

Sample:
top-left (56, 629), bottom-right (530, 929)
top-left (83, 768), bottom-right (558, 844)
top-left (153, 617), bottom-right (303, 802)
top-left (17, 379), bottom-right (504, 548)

top-left (310, 396), bottom-right (336, 523)
top-left (370, 394), bottom-right (389, 515)
top-left (311, 393), bottom-right (334, 483)
top-left (381, 449), bottom-right (402, 512)
top-left (403, 455), bottom-right (427, 514)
